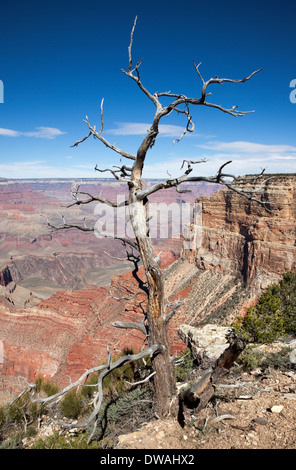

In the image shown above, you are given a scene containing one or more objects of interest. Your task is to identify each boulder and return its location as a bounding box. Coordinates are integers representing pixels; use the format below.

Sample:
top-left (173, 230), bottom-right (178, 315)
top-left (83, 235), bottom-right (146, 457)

top-left (177, 323), bottom-right (246, 420)
top-left (178, 323), bottom-right (244, 371)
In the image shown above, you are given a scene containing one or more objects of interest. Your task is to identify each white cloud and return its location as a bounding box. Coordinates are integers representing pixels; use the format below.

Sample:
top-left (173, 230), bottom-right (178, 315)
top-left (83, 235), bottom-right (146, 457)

top-left (197, 141), bottom-right (296, 154)
top-left (107, 122), bottom-right (188, 138)
top-left (0, 128), bottom-right (20, 137)
top-left (0, 126), bottom-right (66, 139)
top-left (192, 140), bottom-right (296, 175)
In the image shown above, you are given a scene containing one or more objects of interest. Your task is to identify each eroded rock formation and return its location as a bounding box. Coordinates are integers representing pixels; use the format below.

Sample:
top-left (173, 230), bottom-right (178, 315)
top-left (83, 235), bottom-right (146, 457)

top-left (183, 175), bottom-right (296, 291)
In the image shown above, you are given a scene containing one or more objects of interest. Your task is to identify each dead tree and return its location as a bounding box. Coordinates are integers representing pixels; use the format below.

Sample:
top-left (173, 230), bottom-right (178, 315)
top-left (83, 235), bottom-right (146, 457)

top-left (39, 16), bottom-right (268, 425)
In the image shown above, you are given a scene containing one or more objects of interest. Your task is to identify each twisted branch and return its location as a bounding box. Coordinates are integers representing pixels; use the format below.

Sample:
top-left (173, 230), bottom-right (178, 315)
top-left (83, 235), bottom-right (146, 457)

top-left (11, 344), bottom-right (163, 443)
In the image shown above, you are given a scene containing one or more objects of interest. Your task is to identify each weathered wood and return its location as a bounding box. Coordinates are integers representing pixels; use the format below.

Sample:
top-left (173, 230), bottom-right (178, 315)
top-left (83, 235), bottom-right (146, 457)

top-left (178, 324), bottom-right (247, 423)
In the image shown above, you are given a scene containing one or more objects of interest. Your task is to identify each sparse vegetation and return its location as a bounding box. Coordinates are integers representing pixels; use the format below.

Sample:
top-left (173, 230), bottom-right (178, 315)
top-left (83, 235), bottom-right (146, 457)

top-left (237, 344), bottom-right (292, 371)
top-left (233, 271), bottom-right (296, 343)
top-left (31, 431), bottom-right (100, 449)
top-left (175, 349), bottom-right (195, 382)
top-left (59, 389), bottom-right (84, 419)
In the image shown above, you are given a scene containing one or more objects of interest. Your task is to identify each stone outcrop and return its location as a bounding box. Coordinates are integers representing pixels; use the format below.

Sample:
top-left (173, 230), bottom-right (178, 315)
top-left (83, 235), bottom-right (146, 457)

top-left (177, 324), bottom-right (246, 421)
top-left (178, 324), bottom-right (243, 371)
top-left (183, 175), bottom-right (296, 292)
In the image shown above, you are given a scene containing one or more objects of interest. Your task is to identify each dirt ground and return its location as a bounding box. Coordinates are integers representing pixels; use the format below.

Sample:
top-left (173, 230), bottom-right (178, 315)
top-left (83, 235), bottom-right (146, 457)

top-left (117, 367), bottom-right (296, 450)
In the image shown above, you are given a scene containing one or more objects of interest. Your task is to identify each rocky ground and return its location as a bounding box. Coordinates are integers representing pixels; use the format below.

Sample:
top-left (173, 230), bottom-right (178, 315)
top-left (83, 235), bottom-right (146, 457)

top-left (18, 341), bottom-right (296, 451)
top-left (117, 366), bottom-right (296, 450)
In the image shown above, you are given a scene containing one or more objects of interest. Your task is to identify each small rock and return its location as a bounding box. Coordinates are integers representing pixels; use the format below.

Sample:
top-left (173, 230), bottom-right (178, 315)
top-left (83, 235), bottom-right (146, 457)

top-left (283, 393), bottom-right (296, 400)
top-left (289, 349), bottom-right (296, 364)
top-left (156, 430), bottom-right (165, 439)
top-left (288, 339), bottom-right (296, 349)
top-left (253, 417), bottom-right (268, 425)
top-left (270, 405), bottom-right (284, 414)
top-left (250, 368), bottom-right (262, 376)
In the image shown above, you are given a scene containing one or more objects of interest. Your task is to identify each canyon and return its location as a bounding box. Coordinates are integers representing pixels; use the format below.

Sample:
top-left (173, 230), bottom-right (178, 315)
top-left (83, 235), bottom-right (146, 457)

top-left (0, 175), bottom-right (295, 400)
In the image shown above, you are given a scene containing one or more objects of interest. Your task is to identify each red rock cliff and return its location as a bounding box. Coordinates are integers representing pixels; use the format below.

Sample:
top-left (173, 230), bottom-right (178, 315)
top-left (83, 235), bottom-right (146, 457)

top-left (183, 175), bottom-right (296, 291)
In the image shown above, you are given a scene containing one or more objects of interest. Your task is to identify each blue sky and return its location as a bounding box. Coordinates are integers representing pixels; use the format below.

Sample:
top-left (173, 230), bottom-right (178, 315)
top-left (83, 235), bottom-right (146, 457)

top-left (0, 0), bottom-right (295, 179)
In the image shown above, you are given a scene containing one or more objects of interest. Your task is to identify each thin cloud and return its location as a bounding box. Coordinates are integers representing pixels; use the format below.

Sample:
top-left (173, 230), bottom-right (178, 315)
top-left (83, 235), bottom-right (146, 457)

top-left (0, 128), bottom-right (20, 137)
top-left (197, 141), bottom-right (296, 154)
top-left (0, 126), bottom-right (66, 139)
top-left (193, 140), bottom-right (296, 175)
top-left (107, 122), bottom-right (188, 137)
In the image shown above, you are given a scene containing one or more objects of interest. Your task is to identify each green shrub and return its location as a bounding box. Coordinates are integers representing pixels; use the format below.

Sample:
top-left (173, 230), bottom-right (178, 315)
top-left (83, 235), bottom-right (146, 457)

top-left (102, 349), bottom-right (138, 396)
top-left (60, 389), bottom-right (84, 419)
top-left (42, 380), bottom-right (59, 397)
top-left (278, 271), bottom-right (296, 333)
top-left (34, 376), bottom-right (59, 397)
top-left (31, 431), bottom-right (99, 449)
top-left (233, 271), bottom-right (296, 344)
top-left (81, 348), bottom-right (140, 400)
top-left (0, 432), bottom-right (25, 449)
top-left (0, 407), bottom-right (5, 427)
top-left (261, 347), bottom-right (292, 370)
top-left (237, 345), bottom-right (264, 370)
top-left (80, 372), bottom-right (99, 399)
top-left (175, 349), bottom-right (195, 382)
top-left (237, 345), bottom-right (292, 371)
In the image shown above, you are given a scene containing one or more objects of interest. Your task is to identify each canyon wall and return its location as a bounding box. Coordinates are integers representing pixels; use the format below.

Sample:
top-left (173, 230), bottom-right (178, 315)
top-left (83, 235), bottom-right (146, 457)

top-left (183, 174), bottom-right (296, 292)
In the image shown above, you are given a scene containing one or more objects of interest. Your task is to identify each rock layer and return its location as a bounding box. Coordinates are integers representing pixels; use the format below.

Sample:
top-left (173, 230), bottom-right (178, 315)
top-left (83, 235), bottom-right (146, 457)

top-left (183, 175), bottom-right (296, 292)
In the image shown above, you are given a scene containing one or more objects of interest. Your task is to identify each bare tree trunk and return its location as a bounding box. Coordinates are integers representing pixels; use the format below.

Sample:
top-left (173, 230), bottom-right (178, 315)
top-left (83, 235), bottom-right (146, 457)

top-left (129, 188), bottom-right (176, 417)
top-left (149, 319), bottom-right (176, 417)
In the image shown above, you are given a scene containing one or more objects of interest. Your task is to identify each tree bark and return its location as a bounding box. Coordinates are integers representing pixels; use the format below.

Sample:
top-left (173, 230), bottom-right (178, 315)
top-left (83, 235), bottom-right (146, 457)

top-left (128, 189), bottom-right (176, 417)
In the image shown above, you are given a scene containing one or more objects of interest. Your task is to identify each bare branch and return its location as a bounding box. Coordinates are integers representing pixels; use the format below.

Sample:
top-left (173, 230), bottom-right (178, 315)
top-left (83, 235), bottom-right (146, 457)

top-left (216, 160), bottom-right (233, 182)
top-left (180, 158), bottom-right (208, 171)
top-left (43, 214), bottom-right (94, 233)
top-left (98, 97), bottom-right (104, 135)
top-left (70, 130), bottom-right (92, 148)
top-left (121, 17), bottom-right (160, 109)
top-left (193, 60), bottom-right (263, 108)
top-left (68, 184), bottom-right (129, 208)
top-left (43, 214), bottom-right (140, 252)
top-left (96, 230), bottom-right (140, 252)
top-left (84, 116), bottom-right (136, 161)
top-left (111, 319), bottom-right (148, 336)
top-left (172, 104), bottom-right (195, 144)
top-left (11, 344), bottom-right (163, 443)
top-left (163, 298), bottom-right (187, 324)
top-left (128, 16), bottom-right (138, 73)
top-left (71, 113), bottom-right (136, 161)
top-left (125, 370), bottom-right (156, 386)
top-left (95, 164), bottom-right (132, 182)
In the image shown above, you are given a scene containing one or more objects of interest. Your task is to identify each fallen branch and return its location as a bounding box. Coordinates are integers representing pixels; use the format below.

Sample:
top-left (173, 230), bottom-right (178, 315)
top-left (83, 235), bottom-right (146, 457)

top-left (209, 414), bottom-right (236, 424)
top-left (10, 343), bottom-right (164, 444)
